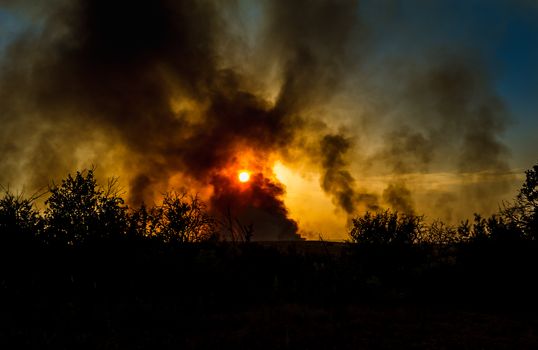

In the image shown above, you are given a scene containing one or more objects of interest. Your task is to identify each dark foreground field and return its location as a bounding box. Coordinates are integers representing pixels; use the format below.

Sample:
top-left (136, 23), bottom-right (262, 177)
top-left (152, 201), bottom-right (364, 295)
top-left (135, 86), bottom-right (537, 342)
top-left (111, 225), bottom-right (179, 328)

top-left (2, 240), bottom-right (538, 349)
top-left (4, 298), bottom-right (538, 349)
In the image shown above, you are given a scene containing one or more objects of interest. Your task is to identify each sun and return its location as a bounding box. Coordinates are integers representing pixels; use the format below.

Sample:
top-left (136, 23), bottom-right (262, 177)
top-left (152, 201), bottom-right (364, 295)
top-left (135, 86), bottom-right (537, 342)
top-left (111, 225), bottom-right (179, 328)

top-left (238, 171), bottom-right (250, 183)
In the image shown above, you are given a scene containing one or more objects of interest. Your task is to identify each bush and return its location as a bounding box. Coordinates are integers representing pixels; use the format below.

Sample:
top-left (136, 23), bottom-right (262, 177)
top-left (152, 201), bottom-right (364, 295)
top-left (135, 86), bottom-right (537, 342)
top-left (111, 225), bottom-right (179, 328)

top-left (43, 170), bottom-right (127, 245)
top-left (143, 192), bottom-right (216, 243)
top-left (502, 164), bottom-right (538, 239)
top-left (0, 188), bottom-right (43, 241)
top-left (349, 210), bottom-right (423, 245)
top-left (421, 219), bottom-right (459, 244)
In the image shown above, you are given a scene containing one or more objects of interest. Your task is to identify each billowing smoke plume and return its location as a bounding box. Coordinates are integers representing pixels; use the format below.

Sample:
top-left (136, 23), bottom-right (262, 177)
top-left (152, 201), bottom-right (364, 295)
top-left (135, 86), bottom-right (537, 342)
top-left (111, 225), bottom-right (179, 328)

top-left (0, 0), bottom-right (524, 237)
top-left (383, 182), bottom-right (414, 215)
top-left (0, 0), bottom-right (368, 240)
top-left (372, 59), bottom-right (515, 218)
top-left (320, 134), bottom-right (378, 214)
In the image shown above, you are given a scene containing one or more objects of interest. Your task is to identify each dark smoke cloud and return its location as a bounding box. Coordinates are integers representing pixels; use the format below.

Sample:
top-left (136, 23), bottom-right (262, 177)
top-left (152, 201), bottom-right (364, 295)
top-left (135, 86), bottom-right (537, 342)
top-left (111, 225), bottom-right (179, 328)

top-left (257, 0), bottom-right (383, 217)
top-left (0, 0), bottom-right (368, 240)
top-left (379, 127), bottom-right (434, 174)
top-left (320, 134), bottom-right (378, 214)
top-left (373, 59), bottom-right (511, 176)
top-left (383, 182), bottom-right (414, 215)
top-left (264, 0), bottom-right (360, 114)
top-left (210, 172), bottom-right (298, 241)
top-left (414, 60), bottom-right (514, 216)
top-left (397, 60), bottom-right (511, 173)
top-left (371, 58), bottom-right (514, 219)
top-left (0, 0), bottom-right (524, 237)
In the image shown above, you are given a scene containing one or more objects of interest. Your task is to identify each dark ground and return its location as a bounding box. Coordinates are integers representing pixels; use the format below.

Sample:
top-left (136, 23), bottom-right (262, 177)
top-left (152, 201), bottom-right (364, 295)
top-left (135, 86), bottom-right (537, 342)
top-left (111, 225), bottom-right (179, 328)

top-left (2, 240), bottom-right (538, 349)
top-left (3, 299), bottom-right (538, 349)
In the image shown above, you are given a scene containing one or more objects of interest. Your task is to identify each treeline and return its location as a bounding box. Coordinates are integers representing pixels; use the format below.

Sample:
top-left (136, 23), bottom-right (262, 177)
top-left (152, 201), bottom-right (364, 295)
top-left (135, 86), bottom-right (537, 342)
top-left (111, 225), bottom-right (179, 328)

top-left (1, 164), bottom-right (537, 246)
top-left (0, 169), bottom-right (236, 246)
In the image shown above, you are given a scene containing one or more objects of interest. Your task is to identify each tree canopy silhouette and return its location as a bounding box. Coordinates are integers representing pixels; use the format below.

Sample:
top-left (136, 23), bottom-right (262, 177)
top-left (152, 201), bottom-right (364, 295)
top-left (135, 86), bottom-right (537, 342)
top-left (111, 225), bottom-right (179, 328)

top-left (502, 164), bottom-right (538, 239)
top-left (349, 210), bottom-right (423, 245)
top-left (43, 170), bottom-right (127, 245)
top-left (0, 188), bottom-right (42, 242)
top-left (143, 192), bottom-right (217, 243)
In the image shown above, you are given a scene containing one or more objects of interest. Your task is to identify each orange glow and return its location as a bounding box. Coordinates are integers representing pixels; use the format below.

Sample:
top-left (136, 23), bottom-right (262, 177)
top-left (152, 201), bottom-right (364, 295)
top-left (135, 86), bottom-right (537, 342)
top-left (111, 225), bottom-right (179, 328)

top-left (238, 171), bottom-right (250, 183)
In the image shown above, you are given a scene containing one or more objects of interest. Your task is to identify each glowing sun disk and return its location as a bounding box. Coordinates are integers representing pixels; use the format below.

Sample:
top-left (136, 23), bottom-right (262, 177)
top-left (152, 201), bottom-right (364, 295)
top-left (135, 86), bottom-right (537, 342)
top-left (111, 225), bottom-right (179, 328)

top-left (238, 171), bottom-right (250, 183)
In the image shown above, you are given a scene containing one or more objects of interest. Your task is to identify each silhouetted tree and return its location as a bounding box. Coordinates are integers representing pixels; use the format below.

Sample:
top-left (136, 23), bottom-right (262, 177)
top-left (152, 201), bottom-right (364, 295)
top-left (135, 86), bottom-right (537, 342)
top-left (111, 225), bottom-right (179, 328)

top-left (349, 210), bottom-right (423, 245)
top-left (502, 163), bottom-right (538, 239)
top-left (0, 188), bottom-right (43, 241)
top-left (452, 214), bottom-right (514, 243)
top-left (471, 213), bottom-right (489, 242)
top-left (457, 219), bottom-right (472, 241)
top-left (486, 214), bottom-right (522, 242)
top-left (43, 170), bottom-right (127, 245)
top-left (147, 192), bottom-right (216, 243)
top-left (126, 203), bottom-right (151, 239)
top-left (421, 219), bottom-right (459, 244)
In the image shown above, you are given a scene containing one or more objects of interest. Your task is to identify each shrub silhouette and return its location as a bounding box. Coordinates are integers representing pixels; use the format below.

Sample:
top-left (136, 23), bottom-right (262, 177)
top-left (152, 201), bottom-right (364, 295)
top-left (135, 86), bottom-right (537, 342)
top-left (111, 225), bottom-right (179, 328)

top-left (36, 169), bottom-right (218, 245)
top-left (143, 192), bottom-right (216, 243)
top-left (502, 163), bottom-right (538, 239)
top-left (0, 188), bottom-right (43, 241)
top-left (43, 170), bottom-right (127, 245)
top-left (127, 203), bottom-right (151, 239)
top-left (421, 219), bottom-right (459, 244)
top-left (349, 210), bottom-right (423, 245)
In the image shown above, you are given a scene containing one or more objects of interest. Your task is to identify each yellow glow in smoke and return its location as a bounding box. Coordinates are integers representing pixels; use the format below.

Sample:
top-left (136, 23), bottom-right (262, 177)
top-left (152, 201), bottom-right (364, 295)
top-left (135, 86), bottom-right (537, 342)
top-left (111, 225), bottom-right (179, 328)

top-left (273, 161), bottom-right (348, 240)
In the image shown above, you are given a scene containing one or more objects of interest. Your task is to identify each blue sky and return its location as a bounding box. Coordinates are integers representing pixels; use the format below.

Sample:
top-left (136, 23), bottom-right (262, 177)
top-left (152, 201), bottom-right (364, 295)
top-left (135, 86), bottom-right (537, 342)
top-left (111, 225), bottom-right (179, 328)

top-left (0, 8), bottom-right (23, 53)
